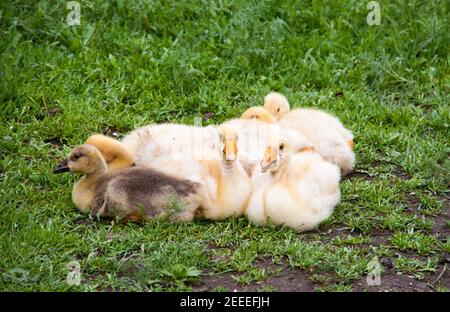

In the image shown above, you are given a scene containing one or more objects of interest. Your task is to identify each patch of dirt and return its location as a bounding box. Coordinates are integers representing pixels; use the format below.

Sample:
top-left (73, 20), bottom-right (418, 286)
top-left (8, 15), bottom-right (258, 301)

top-left (320, 226), bottom-right (391, 248)
top-left (353, 263), bottom-right (450, 292)
top-left (110, 243), bottom-right (450, 292)
top-left (404, 191), bottom-right (421, 212)
top-left (207, 241), bottom-right (238, 251)
top-left (393, 166), bottom-right (412, 180)
top-left (193, 219), bottom-right (450, 292)
top-left (73, 217), bottom-right (93, 226)
top-left (46, 107), bottom-right (63, 117)
top-left (203, 112), bottom-right (215, 120)
top-left (334, 91), bottom-right (344, 97)
top-left (320, 227), bottom-right (355, 241)
top-left (343, 170), bottom-right (374, 181)
top-left (193, 252), bottom-right (450, 292)
top-left (369, 228), bottom-right (391, 246)
top-left (433, 192), bottom-right (450, 203)
top-left (371, 160), bottom-right (389, 167)
top-left (102, 126), bottom-right (122, 138)
top-left (403, 191), bottom-right (450, 237)
top-left (192, 258), bottom-right (315, 292)
top-left (430, 207), bottom-right (450, 238)
top-left (44, 137), bottom-right (68, 148)
top-left (419, 103), bottom-right (431, 111)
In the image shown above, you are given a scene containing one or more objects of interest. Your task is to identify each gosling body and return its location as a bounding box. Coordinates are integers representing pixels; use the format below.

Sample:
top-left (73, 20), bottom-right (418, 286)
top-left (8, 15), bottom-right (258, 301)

top-left (54, 145), bottom-right (202, 222)
top-left (263, 92), bottom-right (355, 175)
top-left (246, 135), bottom-right (340, 232)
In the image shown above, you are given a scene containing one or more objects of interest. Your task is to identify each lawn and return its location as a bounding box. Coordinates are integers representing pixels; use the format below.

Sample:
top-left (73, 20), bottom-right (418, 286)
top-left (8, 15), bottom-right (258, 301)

top-left (0, 0), bottom-right (449, 292)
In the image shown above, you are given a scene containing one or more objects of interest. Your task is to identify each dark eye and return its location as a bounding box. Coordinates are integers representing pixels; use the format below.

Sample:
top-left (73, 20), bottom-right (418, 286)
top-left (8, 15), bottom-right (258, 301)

top-left (73, 153), bottom-right (82, 160)
top-left (277, 108), bottom-right (280, 112)
top-left (279, 143), bottom-right (284, 150)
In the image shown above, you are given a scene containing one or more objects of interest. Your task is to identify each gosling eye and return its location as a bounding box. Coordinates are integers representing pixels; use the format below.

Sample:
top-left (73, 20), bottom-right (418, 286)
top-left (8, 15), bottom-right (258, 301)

top-left (72, 153), bottom-right (82, 161)
top-left (276, 107), bottom-right (280, 112)
top-left (279, 143), bottom-right (285, 150)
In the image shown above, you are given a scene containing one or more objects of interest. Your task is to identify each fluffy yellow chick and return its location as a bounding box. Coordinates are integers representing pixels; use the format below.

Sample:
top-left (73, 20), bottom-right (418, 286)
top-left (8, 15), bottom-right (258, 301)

top-left (138, 124), bottom-right (252, 221)
top-left (263, 92), bottom-right (355, 175)
top-left (263, 92), bottom-right (290, 119)
top-left (240, 106), bottom-right (277, 123)
top-left (246, 132), bottom-right (341, 232)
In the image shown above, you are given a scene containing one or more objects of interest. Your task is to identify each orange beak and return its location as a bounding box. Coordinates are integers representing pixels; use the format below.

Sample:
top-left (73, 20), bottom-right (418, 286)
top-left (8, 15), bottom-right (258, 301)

top-left (260, 146), bottom-right (277, 172)
top-left (299, 146), bottom-right (314, 153)
top-left (347, 139), bottom-right (354, 150)
top-left (224, 137), bottom-right (238, 161)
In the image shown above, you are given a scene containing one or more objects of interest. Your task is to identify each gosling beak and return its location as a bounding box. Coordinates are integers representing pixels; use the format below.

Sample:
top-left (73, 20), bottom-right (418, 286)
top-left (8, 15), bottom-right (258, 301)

top-left (53, 158), bottom-right (70, 174)
top-left (347, 139), bottom-right (354, 150)
top-left (224, 138), bottom-right (238, 161)
top-left (260, 146), bottom-right (277, 173)
top-left (299, 146), bottom-right (314, 153)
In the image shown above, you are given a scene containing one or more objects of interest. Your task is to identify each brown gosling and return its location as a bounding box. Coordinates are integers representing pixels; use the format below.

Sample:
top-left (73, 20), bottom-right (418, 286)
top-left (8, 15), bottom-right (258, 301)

top-left (53, 144), bottom-right (202, 222)
top-left (84, 134), bottom-right (135, 171)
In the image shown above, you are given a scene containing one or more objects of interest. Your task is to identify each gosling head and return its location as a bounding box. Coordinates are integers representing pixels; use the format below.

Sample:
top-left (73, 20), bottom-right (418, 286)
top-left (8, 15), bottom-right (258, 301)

top-left (260, 131), bottom-right (314, 173)
top-left (53, 144), bottom-right (107, 175)
top-left (260, 139), bottom-right (291, 173)
top-left (240, 107), bottom-right (277, 123)
top-left (263, 92), bottom-right (290, 119)
top-left (218, 125), bottom-right (238, 161)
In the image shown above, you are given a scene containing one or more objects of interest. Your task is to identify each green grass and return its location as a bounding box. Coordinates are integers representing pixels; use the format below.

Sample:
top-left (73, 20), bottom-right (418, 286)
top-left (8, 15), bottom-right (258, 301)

top-left (1, 0), bottom-right (449, 291)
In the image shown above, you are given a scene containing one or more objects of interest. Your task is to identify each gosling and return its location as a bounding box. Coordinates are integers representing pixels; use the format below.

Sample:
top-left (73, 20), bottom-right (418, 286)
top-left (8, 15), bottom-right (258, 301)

top-left (246, 132), bottom-right (341, 232)
top-left (53, 144), bottom-right (202, 222)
